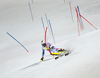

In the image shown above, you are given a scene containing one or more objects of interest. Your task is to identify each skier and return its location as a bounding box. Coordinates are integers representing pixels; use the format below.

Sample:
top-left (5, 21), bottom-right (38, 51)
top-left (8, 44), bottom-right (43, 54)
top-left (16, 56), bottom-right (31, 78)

top-left (40, 41), bottom-right (64, 61)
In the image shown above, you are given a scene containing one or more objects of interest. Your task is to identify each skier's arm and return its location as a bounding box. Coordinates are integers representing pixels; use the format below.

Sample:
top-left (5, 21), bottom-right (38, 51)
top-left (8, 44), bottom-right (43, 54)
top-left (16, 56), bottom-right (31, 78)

top-left (47, 43), bottom-right (52, 48)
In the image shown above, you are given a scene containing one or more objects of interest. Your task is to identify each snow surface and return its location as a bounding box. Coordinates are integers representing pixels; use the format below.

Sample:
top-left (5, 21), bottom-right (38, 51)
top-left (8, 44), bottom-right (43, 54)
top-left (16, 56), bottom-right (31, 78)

top-left (0, 0), bottom-right (100, 78)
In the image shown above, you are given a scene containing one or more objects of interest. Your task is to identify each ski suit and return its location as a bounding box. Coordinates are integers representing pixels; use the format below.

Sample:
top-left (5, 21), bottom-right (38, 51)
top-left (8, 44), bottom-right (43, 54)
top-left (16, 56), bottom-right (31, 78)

top-left (42, 43), bottom-right (58, 57)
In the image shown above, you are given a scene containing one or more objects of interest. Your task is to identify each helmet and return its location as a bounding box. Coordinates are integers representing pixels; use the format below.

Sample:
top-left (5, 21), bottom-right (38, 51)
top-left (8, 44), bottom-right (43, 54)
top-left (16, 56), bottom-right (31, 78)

top-left (41, 40), bottom-right (46, 47)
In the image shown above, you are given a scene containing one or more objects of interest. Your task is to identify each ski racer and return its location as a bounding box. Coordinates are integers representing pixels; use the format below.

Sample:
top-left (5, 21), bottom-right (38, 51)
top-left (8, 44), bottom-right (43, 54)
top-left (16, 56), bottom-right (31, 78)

top-left (40, 41), bottom-right (64, 61)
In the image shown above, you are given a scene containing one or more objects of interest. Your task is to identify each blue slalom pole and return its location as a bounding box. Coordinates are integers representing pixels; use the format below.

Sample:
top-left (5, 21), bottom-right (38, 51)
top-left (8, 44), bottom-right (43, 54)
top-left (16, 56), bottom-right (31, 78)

top-left (41, 17), bottom-right (45, 33)
top-left (77, 6), bottom-right (83, 29)
top-left (7, 32), bottom-right (29, 52)
top-left (45, 13), bottom-right (49, 26)
top-left (48, 20), bottom-right (55, 44)
top-left (28, 1), bottom-right (34, 21)
top-left (45, 13), bottom-right (51, 33)
top-left (41, 17), bottom-right (48, 41)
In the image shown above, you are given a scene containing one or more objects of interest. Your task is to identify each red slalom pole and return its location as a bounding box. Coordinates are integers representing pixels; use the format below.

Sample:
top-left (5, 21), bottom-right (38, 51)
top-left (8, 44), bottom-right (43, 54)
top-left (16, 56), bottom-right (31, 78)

top-left (77, 6), bottom-right (84, 30)
top-left (79, 14), bottom-right (98, 30)
top-left (75, 7), bottom-right (80, 36)
top-left (64, 0), bottom-right (65, 3)
top-left (69, 2), bottom-right (74, 22)
top-left (44, 27), bottom-right (48, 44)
top-left (44, 27), bottom-right (55, 57)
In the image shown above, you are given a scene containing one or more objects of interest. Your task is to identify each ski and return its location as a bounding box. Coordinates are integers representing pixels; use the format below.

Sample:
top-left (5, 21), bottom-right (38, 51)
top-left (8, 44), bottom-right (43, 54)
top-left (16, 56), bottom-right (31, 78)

top-left (54, 50), bottom-right (71, 60)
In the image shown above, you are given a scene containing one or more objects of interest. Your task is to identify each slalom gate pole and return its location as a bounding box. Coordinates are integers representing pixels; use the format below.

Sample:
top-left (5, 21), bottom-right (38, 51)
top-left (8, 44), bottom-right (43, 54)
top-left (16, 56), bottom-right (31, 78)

top-left (75, 7), bottom-right (80, 36)
top-left (28, 1), bottom-right (34, 21)
top-left (31, 0), bottom-right (33, 4)
top-left (48, 20), bottom-right (55, 44)
top-left (41, 17), bottom-right (48, 41)
top-left (45, 13), bottom-right (51, 34)
top-left (64, 0), bottom-right (65, 3)
top-left (7, 32), bottom-right (29, 53)
top-left (41, 17), bottom-right (45, 33)
top-left (79, 14), bottom-right (98, 30)
top-left (69, 1), bottom-right (74, 22)
top-left (77, 6), bottom-right (84, 30)
top-left (44, 27), bottom-right (55, 57)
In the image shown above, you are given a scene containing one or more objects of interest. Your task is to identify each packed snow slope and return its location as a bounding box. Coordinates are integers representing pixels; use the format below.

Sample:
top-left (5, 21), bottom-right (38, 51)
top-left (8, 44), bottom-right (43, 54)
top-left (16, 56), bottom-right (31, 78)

top-left (0, 0), bottom-right (100, 78)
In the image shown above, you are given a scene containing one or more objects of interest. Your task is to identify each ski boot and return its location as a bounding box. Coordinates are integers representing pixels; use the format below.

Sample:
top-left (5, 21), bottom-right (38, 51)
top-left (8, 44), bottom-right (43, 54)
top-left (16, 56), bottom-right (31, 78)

top-left (41, 57), bottom-right (44, 61)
